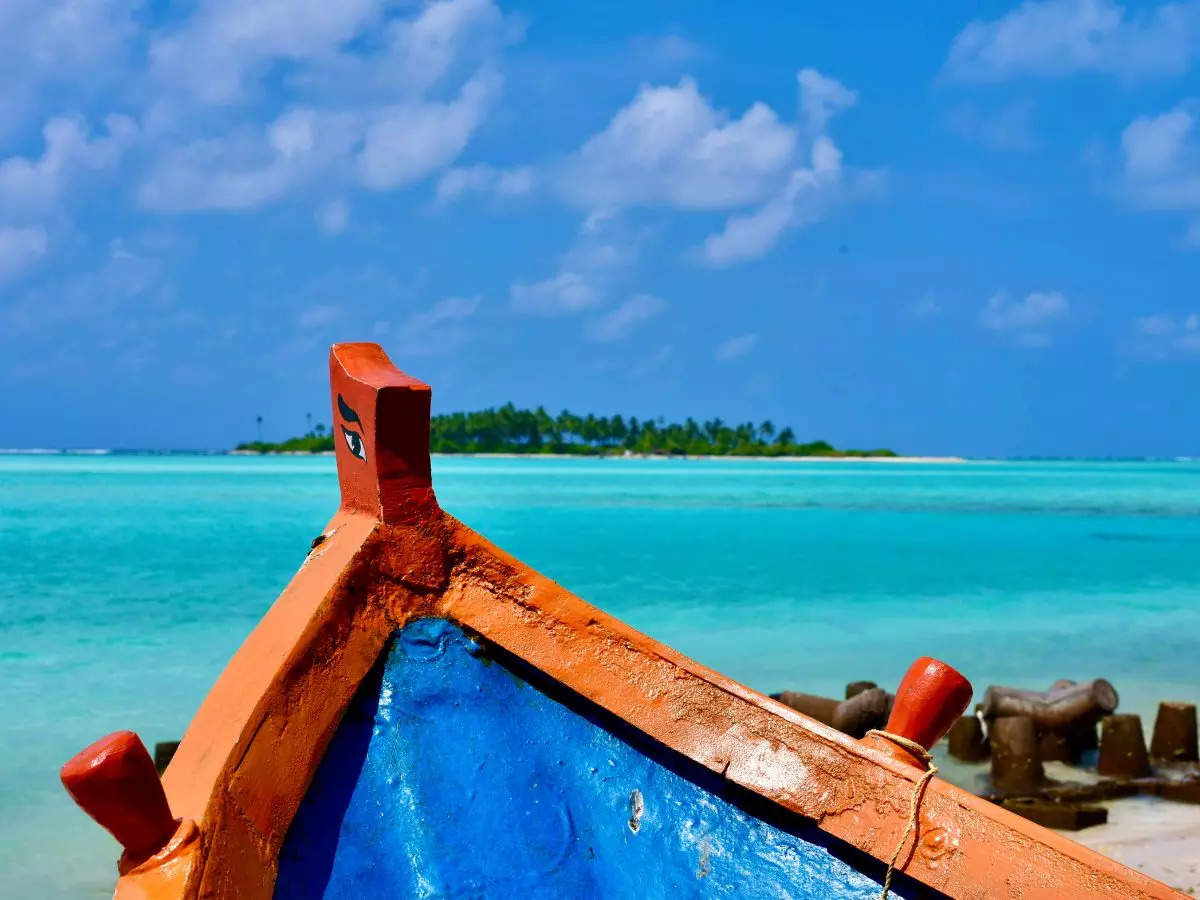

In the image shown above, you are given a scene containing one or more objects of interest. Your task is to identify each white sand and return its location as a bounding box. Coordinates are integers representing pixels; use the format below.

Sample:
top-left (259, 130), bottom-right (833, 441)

top-left (935, 754), bottom-right (1200, 894)
top-left (1059, 796), bottom-right (1200, 897)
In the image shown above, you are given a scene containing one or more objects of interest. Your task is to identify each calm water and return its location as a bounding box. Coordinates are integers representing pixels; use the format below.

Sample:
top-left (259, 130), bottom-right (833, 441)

top-left (3, 455), bottom-right (1200, 895)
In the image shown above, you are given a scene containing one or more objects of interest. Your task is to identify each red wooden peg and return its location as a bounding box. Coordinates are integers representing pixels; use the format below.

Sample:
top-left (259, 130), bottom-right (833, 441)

top-left (885, 657), bottom-right (973, 751)
top-left (60, 731), bottom-right (179, 864)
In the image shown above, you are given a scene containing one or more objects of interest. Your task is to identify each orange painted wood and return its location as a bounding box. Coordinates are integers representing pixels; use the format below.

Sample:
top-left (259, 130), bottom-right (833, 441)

top-left (329, 342), bottom-right (436, 524)
top-left (61, 731), bottom-right (178, 864)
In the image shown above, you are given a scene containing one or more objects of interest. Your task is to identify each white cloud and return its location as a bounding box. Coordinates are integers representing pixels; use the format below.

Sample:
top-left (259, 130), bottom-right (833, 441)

top-left (0, 114), bottom-right (137, 218)
top-left (586, 293), bottom-right (666, 342)
top-left (0, 1), bottom-right (139, 136)
top-left (376, 295), bottom-right (482, 355)
top-left (407, 295), bottom-right (480, 331)
top-left (133, 0), bottom-right (515, 214)
top-left (631, 343), bottom-right (675, 376)
top-left (629, 34), bottom-right (707, 64)
top-left (945, 100), bottom-right (1039, 151)
top-left (1130, 312), bottom-right (1200, 357)
top-left (384, 0), bottom-right (511, 96)
top-left (698, 70), bottom-right (880, 266)
top-left (797, 68), bottom-right (858, 132)
top-left (298, 304), bottom-right (341, 328)
top-left (143, 0), bottom-right (516, 113)
top-left (912, 294), bottom-right (942, 317)
top-left (148, 0), bottom-right (385, 106)
top-left (1111, 103), bottom-right (1200, 241)
top-left (435, 163), bottom-right (535, 203)
top-left (1123, 107), bottom-right (1194, 177)
top-left (0, 115), bottom-right (136, 279)
top-left (5, 238), bottom-right (173, 339)
top-left (1136, 312), bottom-right (1179, 335)
top-left (715, 332), bottom-right (758, 361)
top-left (138, 108), bottom-right (353, 211)
top-left (564, 210), bottom-right (650, 271)
top-left (559, 77), bottom-right (798, 210)
top-left (140, 69), bottom-right (501, 211)
top-left (701, 136), bottom-right (852, 266)
top-left (357, 72), bottom-right (500, 190)
top-left (0, 226), bottom-right (48, 282)
top-left (980, 290), bottom-right (1070, 346)
top-left (316, 198), bottom-right (349, 235)
top-left (509, 212), bottom-right (651, 316)
top-left (943, 0), bottom-right (1200, 83)
top-left (1117, 105), bottom-right (1200, 214)
top-left (548, 69), bottom-right (875, 268)
top-left (510, 272), bottom-right (602, 315)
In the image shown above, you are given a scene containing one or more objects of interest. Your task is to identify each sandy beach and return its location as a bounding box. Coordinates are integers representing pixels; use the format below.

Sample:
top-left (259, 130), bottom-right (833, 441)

top-left (1064, 797), bottom-right (1200, 896)
top-left (937, 754), bottom-right (1200, 896)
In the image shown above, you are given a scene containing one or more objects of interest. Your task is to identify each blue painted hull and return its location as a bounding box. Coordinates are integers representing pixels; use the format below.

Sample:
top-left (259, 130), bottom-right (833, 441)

top-left (277, 619), bottom-right (927, 899)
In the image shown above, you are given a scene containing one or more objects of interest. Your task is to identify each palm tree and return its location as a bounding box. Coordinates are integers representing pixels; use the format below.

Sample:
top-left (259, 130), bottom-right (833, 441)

top-left (256, 415), bottom-right (263, 442)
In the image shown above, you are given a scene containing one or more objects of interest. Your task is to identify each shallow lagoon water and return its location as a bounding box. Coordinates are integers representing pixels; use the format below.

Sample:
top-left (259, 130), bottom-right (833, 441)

top-left (2, 455), bottom-right (1200, 896)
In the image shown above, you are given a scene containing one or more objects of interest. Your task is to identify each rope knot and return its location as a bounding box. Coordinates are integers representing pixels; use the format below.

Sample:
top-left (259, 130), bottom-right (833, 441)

top-left (865, 729), bottom-right (938, 900)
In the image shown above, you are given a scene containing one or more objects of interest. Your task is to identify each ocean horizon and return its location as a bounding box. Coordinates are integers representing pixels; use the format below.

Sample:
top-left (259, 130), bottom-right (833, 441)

top-left (2, 447), bottom-right (1197, 462)
top-left (4, 453), bottom-right (1200, 895)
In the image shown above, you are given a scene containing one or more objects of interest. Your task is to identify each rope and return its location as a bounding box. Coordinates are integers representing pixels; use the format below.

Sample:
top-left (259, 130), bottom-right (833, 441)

top-left (864, 729), bottom-right (938, 900)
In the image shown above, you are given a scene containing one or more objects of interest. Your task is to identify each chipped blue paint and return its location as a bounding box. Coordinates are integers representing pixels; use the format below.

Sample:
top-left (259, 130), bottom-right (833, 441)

top-left (277, 618), bottom-right (921, 899)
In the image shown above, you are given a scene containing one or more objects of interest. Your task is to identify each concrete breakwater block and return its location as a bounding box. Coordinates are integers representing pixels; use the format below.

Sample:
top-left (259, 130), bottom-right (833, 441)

top-left (948, 715), bottom-right (989, 761)
top-left (772, 691), bottom-right (839, 726)
top-left (153, 740), bottom-right (179, 775)
top-left (1037, 719), bottom-right (1100, 764)
top-left (771, 689), bottom-right (890, 738)
top-left (1098, 714), bottom-right (1151, 779)
top-left (832, 688), bottom-right (889, 738)
top-left (990, 716), bottom-right (1044, 796)
top-left (1157, 779), bottom-right (1200, 804)
top-left (1023, 780), bottom-right (1139, 805)
top-left (845, 680), bottom-right (877, 699)
top-left (1037, 729), bottom-right (1073, 762)
top-left (1150, 702), bottom-right (1199, 763)
top-left (978, 678), bottom-right (1113, 766)
top-left (981, 679), bottom-right (1118, 730)
top-left (1001, 798), bottom-right (1108, 831)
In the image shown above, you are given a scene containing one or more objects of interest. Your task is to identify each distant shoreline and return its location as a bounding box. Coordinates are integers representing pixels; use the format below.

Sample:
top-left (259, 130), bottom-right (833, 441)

top-left (435, 452), bottom-right (968, 463)
top-left (224, 449), bottom-right (967, 463)
top-left (7, 450), bottom-right (1195, 462)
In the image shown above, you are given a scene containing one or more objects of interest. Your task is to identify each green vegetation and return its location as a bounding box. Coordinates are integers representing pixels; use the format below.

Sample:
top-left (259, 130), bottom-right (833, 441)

top-left (236, 405), bottom-right (896, 457)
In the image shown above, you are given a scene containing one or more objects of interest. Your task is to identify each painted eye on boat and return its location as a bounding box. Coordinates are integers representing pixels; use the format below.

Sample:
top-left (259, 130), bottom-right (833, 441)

top-left (342, 426), bottom-right (366, 461)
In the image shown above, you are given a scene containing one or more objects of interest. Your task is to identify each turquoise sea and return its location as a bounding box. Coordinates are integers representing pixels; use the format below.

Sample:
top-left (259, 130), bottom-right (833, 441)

top-left (3, 454), bottom-right (1200, 896)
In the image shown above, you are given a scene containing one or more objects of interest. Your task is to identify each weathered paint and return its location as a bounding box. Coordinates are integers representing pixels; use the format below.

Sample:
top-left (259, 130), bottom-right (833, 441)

top-left (59, 343), bottom-right (1188, 900)
top-left (277, 618), bottom-right (920, 899)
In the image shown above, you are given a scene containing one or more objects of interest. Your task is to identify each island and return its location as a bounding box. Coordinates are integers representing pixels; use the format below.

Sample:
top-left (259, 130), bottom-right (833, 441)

top-left (235, 404), bottom-right (897, 458)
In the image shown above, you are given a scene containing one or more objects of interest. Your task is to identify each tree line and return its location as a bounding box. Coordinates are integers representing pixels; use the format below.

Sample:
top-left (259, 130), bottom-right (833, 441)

top-left (237, 403), bottom-right (895, 457)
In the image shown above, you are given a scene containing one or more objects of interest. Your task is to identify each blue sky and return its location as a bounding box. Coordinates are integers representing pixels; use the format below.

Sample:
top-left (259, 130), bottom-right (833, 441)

top-left (2, 0), bottom-right (1200, 455)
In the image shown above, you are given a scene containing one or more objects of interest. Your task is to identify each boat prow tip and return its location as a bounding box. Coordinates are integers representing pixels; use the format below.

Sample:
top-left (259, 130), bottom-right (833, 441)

top-left (328, 342), bottom-right (438, 524)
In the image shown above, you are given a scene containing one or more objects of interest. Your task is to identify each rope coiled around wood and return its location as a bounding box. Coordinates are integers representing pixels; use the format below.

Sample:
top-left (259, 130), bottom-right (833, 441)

top-left (864, 729), bottom-right (937, 900)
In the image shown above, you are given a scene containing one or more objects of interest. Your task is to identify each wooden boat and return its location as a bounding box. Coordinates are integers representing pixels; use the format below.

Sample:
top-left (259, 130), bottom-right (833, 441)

top-left (60, 343), bottom-right (1184, 899)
